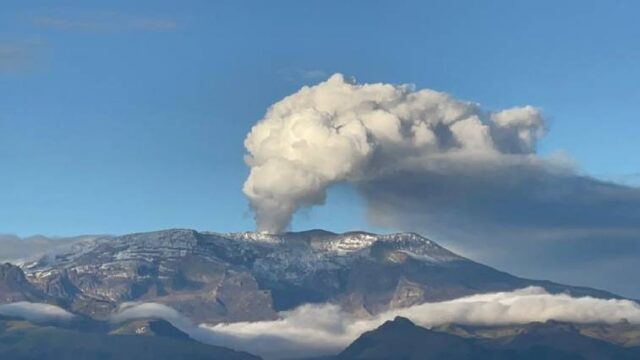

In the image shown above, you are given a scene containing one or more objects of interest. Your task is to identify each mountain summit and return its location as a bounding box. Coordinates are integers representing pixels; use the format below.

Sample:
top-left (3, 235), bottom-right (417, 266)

top-left (5, 229), bottom-right (617, 323)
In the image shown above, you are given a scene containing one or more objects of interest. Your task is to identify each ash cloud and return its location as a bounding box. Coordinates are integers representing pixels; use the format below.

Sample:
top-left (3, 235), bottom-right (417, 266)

top-left (243, 74), bottom-right (640, 297)
top-left (244, 74), bottom-right (546, 233)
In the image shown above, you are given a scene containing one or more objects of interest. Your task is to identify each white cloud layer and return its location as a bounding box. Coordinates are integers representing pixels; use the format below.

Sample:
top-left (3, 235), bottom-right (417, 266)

top-left (108, 288), bottom-right (640, 360)
top-left (110, 301), bottom-right (193, 329)
top-left (4, 289), bottom-right (640, 359)
top-left (0, 302), bottom-right (75, 323)
top-left (199, 287), bottom-right (640, 359)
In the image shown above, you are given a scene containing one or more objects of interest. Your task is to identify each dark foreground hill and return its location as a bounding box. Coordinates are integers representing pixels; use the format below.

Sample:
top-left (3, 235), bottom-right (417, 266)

top-left (334, 317), bottom-right (640, 360)
top-left (0, 315), bottom-right (260, 360)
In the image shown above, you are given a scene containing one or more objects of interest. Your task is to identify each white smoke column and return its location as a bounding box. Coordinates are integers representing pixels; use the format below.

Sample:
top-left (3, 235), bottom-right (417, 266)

top-left (243, 74), bottom-right (545, 233)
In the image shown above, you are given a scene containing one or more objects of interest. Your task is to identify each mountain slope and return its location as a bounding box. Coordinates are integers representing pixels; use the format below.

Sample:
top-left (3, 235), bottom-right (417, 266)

top-left (6, 229), bottom-right (620, 323)
top-left (338, 316), bottom-right (489, 359)
top-left (0, 263), bottom-right (51, 303)
top-left (502, 321), bottom-right (636, 360)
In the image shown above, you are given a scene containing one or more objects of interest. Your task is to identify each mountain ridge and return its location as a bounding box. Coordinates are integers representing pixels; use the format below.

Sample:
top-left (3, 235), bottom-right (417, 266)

top-left (1, 228), bottom-right (623, 324)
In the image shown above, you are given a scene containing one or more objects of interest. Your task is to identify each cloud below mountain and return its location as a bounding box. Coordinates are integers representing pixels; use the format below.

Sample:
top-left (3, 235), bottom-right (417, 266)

top-left (6, 287), bottom-right (639, 358)
top-left (110, 302), bottom-right (193, 329)
top-left (0, 302), bottom-right (74, 323)
top-left (199, 287), bottom-right (640, 359)
top-left (109, 287), bottom-right (640, 359)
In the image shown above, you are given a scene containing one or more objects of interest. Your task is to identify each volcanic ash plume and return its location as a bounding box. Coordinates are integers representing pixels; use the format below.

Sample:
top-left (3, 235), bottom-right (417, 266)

top-left (243, 74), bottom-right (545, 233)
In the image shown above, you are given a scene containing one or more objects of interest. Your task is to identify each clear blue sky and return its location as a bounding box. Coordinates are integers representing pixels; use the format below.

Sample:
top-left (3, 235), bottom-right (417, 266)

top-left (2, 0), bottom-right (639, 237)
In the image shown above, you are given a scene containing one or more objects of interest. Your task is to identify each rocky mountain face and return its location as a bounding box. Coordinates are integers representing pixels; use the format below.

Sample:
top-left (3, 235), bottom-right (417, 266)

top-left (2, 229), bottom-right (619, 323)
top-left (0, 263), bottom-right (50, 303)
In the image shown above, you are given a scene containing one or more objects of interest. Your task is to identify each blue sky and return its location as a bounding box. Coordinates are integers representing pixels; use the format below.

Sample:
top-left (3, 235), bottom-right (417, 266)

top-left (2, 0), bottom-right (640, 237)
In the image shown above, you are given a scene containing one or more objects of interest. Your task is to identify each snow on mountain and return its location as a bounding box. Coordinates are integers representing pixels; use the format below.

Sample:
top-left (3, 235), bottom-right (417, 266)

top-left (4, 229), bottom-right (619, 324)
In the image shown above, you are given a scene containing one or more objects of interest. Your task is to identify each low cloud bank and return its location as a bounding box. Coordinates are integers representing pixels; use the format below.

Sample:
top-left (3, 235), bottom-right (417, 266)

top-left (200, 287), bottom-right (640, 358)
top-left (110, 302), bottom-right (194, 329)
top-left (0, 302), bottom-right (75, 323)
top-left (4, 290), bottom-right (639, 359)
top-left (112, 287), bottom-right (640, 359)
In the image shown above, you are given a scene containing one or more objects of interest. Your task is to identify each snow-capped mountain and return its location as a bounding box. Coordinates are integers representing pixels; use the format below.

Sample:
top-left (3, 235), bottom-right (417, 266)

top-left (3, 229), bottom-right (617, 323)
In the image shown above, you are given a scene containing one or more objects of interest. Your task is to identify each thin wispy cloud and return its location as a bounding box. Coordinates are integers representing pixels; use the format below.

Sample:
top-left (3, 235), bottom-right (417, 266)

top-left (0, 41), bottom-right (43, 74)
top-left (278, 68), bottom-right (328, 82)
top-left (0, 45), bottom-right (27, 72)
top-left (31, 11), bottom-right (178, 32)
top-left (299, 69), bottom-right (327, 79)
